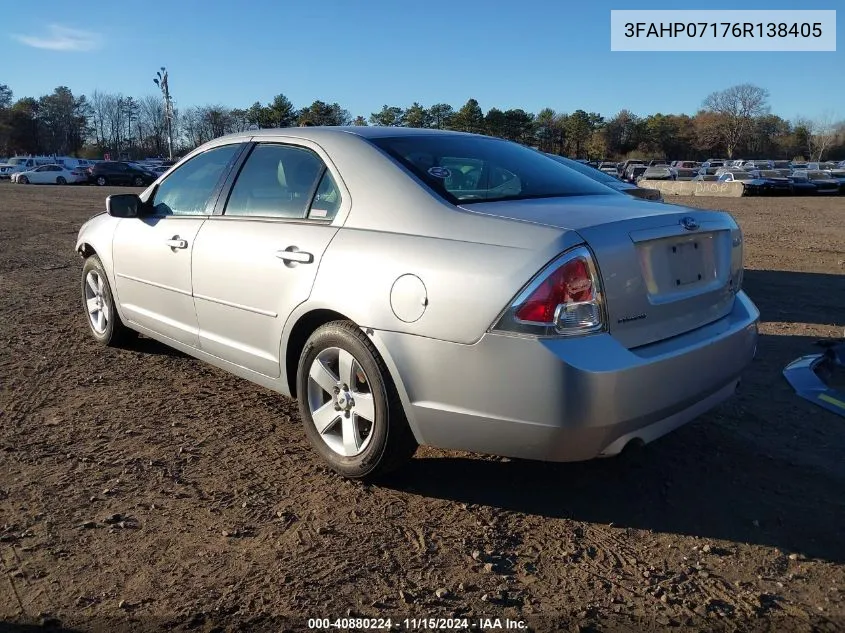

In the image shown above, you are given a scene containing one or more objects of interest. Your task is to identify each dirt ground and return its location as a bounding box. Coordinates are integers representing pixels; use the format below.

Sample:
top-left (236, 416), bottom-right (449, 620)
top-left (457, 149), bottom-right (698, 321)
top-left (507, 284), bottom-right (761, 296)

top-left (0, 183), bottom-right (843, 633)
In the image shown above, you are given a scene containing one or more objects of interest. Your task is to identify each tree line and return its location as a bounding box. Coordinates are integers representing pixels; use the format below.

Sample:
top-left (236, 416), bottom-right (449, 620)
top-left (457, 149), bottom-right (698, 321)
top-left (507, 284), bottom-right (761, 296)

top-left (0, 82), bottom-right (842, 162)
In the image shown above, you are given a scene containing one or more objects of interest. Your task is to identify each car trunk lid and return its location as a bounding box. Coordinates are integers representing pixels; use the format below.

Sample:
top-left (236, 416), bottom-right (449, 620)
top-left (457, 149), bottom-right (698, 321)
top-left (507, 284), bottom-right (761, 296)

top-left (461, 195), bottom-right (742, 349)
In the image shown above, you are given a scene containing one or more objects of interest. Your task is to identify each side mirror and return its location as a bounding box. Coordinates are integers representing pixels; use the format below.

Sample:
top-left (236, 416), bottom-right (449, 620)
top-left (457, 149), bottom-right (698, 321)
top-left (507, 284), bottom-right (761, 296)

top-left (106, 193), bottom-right (141, 218)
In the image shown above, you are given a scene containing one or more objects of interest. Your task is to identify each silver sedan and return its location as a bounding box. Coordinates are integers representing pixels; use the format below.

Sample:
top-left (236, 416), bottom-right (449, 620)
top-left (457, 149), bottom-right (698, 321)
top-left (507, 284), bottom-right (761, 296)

top-left (75, 127), bottom-right (759, 479)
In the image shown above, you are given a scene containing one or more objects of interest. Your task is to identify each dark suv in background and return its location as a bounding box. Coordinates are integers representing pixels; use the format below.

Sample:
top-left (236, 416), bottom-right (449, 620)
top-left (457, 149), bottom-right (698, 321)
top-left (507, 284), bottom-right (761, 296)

top-left (87, 161), bottom-right (157, 187)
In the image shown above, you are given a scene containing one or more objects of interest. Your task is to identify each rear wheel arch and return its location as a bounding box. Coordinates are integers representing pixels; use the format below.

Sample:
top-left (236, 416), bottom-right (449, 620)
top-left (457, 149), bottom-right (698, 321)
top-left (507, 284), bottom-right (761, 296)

top-left (293, 317), bottom-right (419, 479)
top-left (285, 308), bottom-right (351, 398)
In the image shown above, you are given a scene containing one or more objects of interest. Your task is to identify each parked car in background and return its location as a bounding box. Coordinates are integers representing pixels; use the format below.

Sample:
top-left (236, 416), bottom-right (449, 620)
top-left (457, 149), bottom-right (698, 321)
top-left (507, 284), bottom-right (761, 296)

top-left (598, 162), bottom-right (618, 176)
top-left (87, 161), bottom-right (158, 187)
top-left (716, 167), bottom-right (751, 182)
top-left (805, 170), bottom-right (842, 194)
top-left (806, 162), bottom-right (838, 171)
top-left (57, 157), bottom-right (96, 171)
top-left (618, 159), bottom-right (645, 177)
top-left (75, 127), bottom-right (758, 479)
top-left (717, 171), bottom-right (753, 183)
top-left (0, 155), bottom-right (58, 177)
top-left (743, 160), bottom-right (772, 170)
top-left (698, 167), bottom-right (722, 176)
top-left (827, 170), bottom-right (845, 192)
top-left (672, 161), bottom-right (700, 170)
top-left (641, 166), bottom-right (674, 180)
top-left (545, 154), bottom-right (663, 201)
top-left (625, 164), bottom-right (648, 183)
top-left (673, 168), bottom-right (698, 181)
top-left (744, 170), bottom-right (794, 195)
top-left (11, 164), bottom-right (80, 185)
top-left (789, 169), bottom-right (840, 194)
top-left (714, 167), bottom-right (747, 177)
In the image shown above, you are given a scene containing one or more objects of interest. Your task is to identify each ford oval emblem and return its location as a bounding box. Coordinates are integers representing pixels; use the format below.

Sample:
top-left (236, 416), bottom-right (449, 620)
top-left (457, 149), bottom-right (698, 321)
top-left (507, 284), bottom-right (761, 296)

top-left (681, 216), bottom-right (699, 231)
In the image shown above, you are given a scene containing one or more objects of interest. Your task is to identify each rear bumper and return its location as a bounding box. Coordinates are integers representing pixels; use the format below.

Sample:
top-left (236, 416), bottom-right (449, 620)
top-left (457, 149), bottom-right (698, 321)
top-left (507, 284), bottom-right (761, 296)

top-left (374, 291), bottom-right (759, 462)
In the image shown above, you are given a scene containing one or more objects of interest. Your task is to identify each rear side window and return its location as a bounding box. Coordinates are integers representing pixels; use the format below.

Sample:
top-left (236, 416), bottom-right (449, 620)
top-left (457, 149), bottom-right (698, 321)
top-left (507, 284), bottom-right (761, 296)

top-left (224, 144), bottom-right (328, 219)
top-left (370, 135), bottom-right (612, 204)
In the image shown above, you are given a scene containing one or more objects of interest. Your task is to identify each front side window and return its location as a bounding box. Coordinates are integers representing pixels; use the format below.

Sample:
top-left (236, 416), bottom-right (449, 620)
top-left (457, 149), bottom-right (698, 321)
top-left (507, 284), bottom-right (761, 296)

top-left (370, 135), bottom-right (612, 204)
top-left (151, 144), bottom-right (241, 216)
top-left (225, 144), bottom-right (325, 219)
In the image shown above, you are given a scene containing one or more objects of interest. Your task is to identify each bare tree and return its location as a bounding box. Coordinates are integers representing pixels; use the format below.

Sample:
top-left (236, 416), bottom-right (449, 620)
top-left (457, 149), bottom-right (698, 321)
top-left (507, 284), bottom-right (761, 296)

top-left (138, 95), bottom-right (167, 156)
top-left (89, 90), bottom-right (110, 148)
top-left (701, 84), bottom-right (769, 158)
top-left (798, 111), bottom-right (840, 161)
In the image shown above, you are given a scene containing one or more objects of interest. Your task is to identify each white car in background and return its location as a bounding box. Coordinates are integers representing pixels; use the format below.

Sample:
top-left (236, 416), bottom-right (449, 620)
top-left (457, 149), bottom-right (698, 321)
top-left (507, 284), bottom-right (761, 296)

top-left (12, 164), bottom-right (85, 185)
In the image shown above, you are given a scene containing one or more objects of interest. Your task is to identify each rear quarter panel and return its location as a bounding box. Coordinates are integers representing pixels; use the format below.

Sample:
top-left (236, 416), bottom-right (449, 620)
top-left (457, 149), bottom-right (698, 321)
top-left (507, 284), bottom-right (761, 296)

top-left (308, 220), bottom-right (582, 345)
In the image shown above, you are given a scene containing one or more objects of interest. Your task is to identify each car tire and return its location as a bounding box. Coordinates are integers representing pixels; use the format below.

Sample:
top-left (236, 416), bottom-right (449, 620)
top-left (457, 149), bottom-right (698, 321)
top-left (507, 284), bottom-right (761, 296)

top-left (132, 176), bottom-right (144, 187)
top-left (297, 320), bottom-right (417, 480)
top-left (96, 176), bottom-right (107, 186)
top-left (19, 176), bottom-right (28, 184)
top-left (81, 255), bottom-right (135, 347)
top-left (56, 176), bottom-right (66, 185)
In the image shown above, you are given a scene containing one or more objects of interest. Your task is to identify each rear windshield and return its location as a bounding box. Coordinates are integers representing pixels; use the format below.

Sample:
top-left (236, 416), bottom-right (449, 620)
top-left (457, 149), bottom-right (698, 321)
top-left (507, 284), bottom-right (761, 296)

top-left (369, 135), bottom-right (613, 204)
top-left (546, 154), bottom-right (620, 186)
top-left (759, 170), bottom-right (782, 178)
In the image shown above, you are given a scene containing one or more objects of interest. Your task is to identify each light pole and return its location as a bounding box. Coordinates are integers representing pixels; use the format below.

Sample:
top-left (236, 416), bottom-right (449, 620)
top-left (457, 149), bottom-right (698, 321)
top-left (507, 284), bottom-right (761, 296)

top-left (153, 67), bottom-right (174, 160)
top-left (125, 96), bottom-right (135, 156)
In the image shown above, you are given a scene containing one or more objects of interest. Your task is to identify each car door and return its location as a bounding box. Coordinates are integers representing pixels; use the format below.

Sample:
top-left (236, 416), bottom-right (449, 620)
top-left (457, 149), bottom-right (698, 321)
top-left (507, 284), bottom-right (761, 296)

top-left (111, 163), bottom-right (128, 184)
top-left (26, 166), bottom-right (45, 183)
top-left (111, 143), bottom-right (244, 347)
top-left (191, 142), bottom-right (344, 377)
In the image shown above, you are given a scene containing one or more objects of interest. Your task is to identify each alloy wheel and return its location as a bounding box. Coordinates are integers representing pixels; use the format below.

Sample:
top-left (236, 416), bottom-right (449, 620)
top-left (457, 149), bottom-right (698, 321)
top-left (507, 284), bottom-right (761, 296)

top-left (84, 270), bottom-right (109, 334)
top-left (306, 346), bottom-right (376, 457)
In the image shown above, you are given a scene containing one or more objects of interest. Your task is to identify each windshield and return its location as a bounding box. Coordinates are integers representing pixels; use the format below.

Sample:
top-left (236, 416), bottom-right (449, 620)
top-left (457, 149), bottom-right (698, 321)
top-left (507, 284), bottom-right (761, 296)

top-left (7, 158), bottom-right (27, 166)
top-left (731, 172), bottom-right (751, 180)
top-left (370, 135), bottom-right (614, 203)
top-left (808, 171), bottom-right (830, 180)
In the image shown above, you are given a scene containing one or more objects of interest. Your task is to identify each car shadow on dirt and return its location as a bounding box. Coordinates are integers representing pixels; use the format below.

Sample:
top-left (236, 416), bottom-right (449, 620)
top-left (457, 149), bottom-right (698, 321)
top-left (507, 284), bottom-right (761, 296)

top-left (124, 334), bottom-right (191, 358)
top-left (386, 330), bottom-right (845, 564)
top-left (743, 269), bottom-right (844, 327)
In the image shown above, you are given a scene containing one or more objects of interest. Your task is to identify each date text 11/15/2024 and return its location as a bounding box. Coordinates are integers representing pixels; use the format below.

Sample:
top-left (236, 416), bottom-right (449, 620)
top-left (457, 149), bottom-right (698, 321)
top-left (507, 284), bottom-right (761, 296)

top-left (307, 617), bottom-right (528, 630)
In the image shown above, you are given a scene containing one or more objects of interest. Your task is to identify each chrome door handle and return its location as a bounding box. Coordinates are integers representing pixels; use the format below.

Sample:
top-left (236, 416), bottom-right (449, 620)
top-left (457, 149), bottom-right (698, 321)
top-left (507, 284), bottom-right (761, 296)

top-left (276, 249), bottom-right (314, 264)
top-left (166, 237), bottom-right (188, 249)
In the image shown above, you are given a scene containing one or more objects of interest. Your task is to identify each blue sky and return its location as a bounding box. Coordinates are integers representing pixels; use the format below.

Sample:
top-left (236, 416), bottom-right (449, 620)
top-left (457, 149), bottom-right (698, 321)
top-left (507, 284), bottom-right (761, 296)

top-left (3, 0), bottom-right (842, 121)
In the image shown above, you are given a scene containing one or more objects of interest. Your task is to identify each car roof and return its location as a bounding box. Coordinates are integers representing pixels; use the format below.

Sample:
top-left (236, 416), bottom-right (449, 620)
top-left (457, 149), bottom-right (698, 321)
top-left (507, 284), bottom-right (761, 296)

top-left (214, 126), bottom-right (477, 144)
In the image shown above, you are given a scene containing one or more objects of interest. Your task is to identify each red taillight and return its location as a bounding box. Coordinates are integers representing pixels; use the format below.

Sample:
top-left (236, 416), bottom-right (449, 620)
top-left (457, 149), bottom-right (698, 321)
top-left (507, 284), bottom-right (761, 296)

top-left (494, 246), bottom-right (604, 337)
top-left (515, 256), bottom-right (594, 323)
